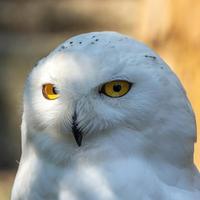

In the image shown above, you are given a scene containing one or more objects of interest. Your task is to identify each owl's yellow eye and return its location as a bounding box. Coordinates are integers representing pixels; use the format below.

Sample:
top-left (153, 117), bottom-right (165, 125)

top-left (100, 80), bottom-right (132, 98)
top-left (42, 83), bottom-right (59, 100)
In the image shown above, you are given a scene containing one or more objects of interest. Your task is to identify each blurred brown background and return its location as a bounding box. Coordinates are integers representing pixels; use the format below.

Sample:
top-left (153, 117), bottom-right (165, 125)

top-left (0, 0), bottom-right (199, 199)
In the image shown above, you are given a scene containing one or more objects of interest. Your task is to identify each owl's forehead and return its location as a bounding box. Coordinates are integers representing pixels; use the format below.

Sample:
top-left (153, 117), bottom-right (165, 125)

top-left (34, 32), bottom-right (162, 86)
top-left (56, 31), bottom-right (153, 58)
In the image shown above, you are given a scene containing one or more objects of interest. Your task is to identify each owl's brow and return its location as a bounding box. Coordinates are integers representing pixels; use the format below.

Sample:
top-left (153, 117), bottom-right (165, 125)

top-left (97, 75), bottom-right (130, 86)
top-left (48, 74), bottom-right (59, 83)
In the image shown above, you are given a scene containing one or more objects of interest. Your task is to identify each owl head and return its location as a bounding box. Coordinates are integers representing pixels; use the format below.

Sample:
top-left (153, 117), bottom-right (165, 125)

top-left (23, 32), bottom-right (196, 165)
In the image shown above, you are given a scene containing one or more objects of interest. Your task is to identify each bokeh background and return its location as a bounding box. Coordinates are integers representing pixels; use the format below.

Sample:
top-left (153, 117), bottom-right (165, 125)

top-left (0, 0), bottom-right (200, 199)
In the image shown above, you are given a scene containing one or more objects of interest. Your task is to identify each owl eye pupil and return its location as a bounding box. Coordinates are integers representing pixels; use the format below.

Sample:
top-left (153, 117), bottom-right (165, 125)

top-left (52, 87), bottom-right (58, 94)
top-left (113, 84), bottom-right (121, 92)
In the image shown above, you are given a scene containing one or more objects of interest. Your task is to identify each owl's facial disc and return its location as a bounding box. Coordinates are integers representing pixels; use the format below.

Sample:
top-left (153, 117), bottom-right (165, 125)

top-left (41, 80), bottom-right (132, 146)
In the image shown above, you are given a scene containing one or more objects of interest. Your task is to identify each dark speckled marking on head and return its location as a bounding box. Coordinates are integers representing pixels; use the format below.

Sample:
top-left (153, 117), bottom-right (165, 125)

top-left (144, 55), bottom-right (157, 60)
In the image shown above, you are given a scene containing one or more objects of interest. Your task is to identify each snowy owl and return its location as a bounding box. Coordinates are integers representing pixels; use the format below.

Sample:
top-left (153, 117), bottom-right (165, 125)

top-left (12, 32), bottom-right (200, 200)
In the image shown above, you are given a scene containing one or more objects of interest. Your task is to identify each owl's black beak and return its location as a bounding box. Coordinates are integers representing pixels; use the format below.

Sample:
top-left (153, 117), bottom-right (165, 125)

top-left (71, 111), bottom-right (83, 147)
